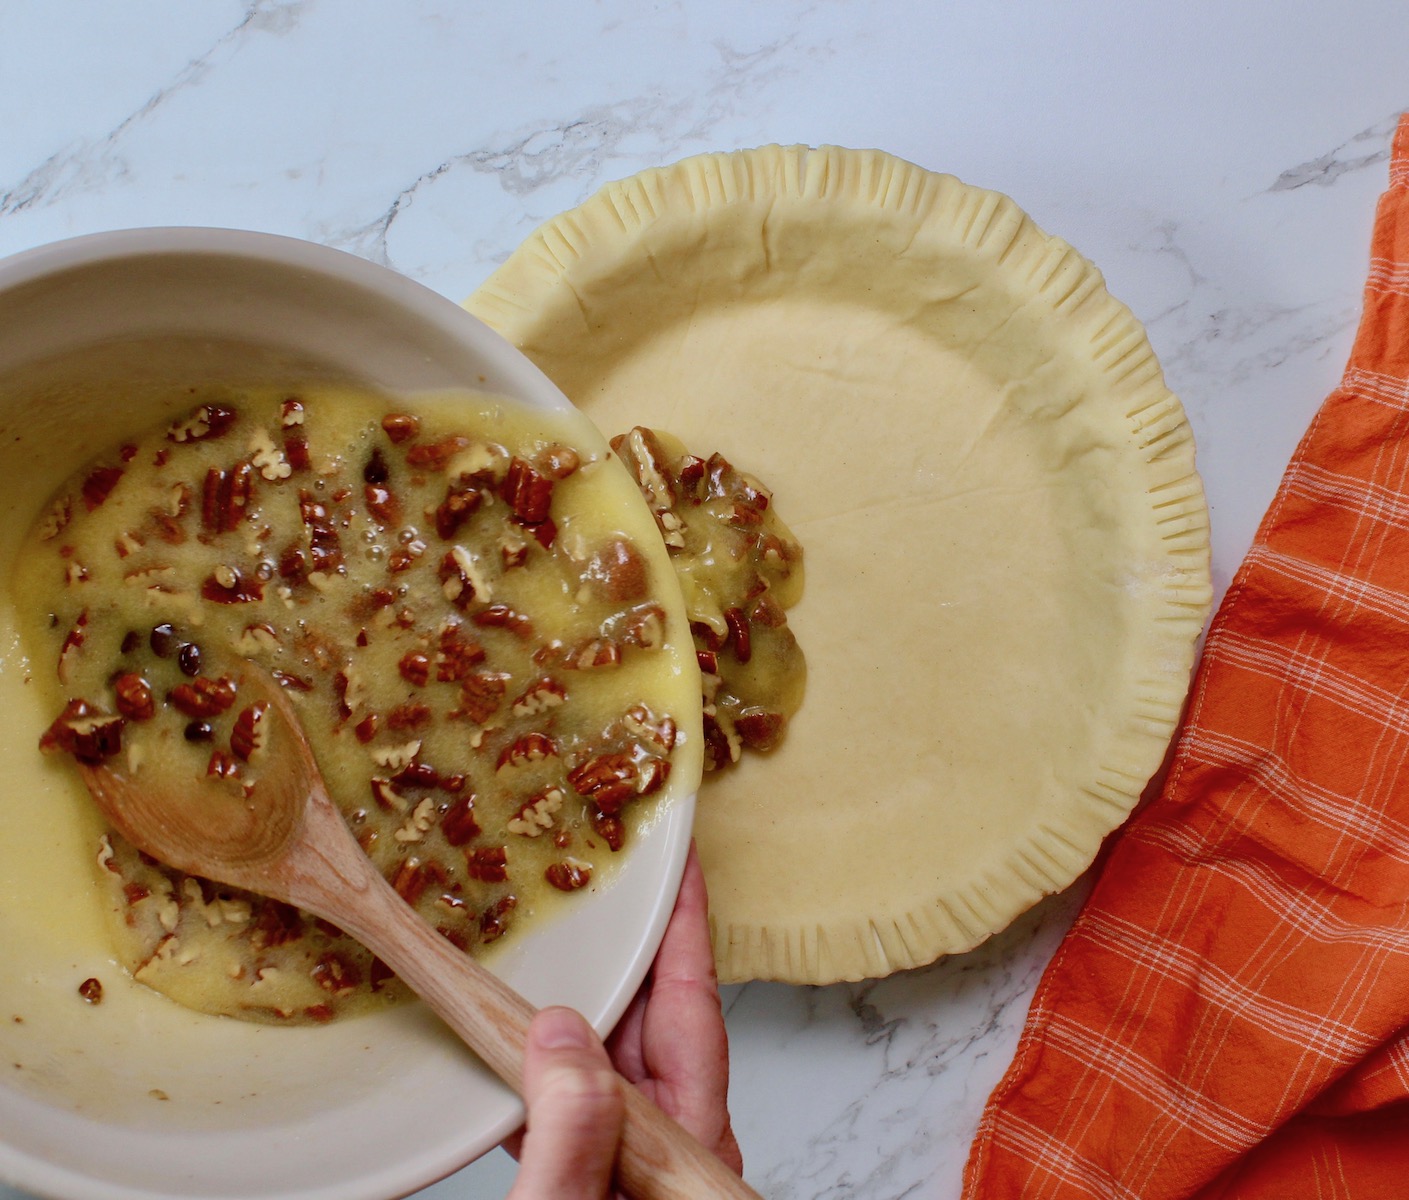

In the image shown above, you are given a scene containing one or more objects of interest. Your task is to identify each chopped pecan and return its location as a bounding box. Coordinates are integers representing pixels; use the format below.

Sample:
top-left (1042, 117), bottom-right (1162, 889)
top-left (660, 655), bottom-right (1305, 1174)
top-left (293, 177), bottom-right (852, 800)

top-left (591, 810), bottom-right (626, 852)
top-left (621, 704), bottom-right (678, 752)
top-left (496, 731), bottom-right (557, 772)
top-left (434, 476), bottom-right (485, 540)
top-left (298, 491), bottom-right (345, 575)
top-left (568, 748), bottom-right (671, 815)
top-left (582, 538), bottom-right (648, 603)
top-left (406, 435), bottom-right (470, 470)
top-left (311, 951), bottom-right (361, 995)
top-left (536, 637), bottom-right (621, 672)
top-left (230, 702), bottom-right (269, 762)
top-left (501, 457), bottom-right (554, 526)
top-left (724, 606), bottom-right (752, 663)
top-left (438, 546), bottom-right (490, 608)
top-left (536, 444), bottom-right (581, 480)
top-left (387, 702), bottom-right (432, 730)
top-left (735, 709), bottom-right (787, 751)
top-left (453, 670), bottom-right (509, 723)
top-left (511, 676), bottom-right (567, 716)
top-left (201, 565), bottom-right (264, 604)
top-left (436, 624), bottom-right (487, 681)
top-left (507, 787), bottom-right (564, 837)
top-left (702, 713), bottom-right (741, 770)
top-left (479, 895), bottom-right (516, 942)
top-left (472, 604), bottom-right (534, 641)
top-left (441, 794), bottom-right (481, 846)
top-left (353, 713), bottom-right (379, 743)
top-left (202, 462), bottom-right (255, 533)
top-left (39, 700), bottom-right (125, 765)
top-left (207, 748), bottom-right (240, 780)
top-left (466, 846), bottom-right (509, 884)
top-left (370, 777), bottom-right (409, 813)
top-left (391, 858), bottom-right (432, 905)
top-left (112, 673), bottom-right (156, 721)
top-left (81, 464), bottom-right (124, 512)
top-left (381, 412), bottom-right (420, 444)
top-left (387, 539), bottom-right (425, 573)
top-left (169, 676), bottom-right (238, 719)
top-left (364, 481), bottom-right (400, 526)
top-left (167, 404), bottom-right (237, 444)
top-left (397, 652), bottom-right (431, 687)
top-left (248, 428), bottom-right (292, 481)
top-left (57, 611), bottom-right (89, 683)
top-left (545, 859), bottom-right (593, 892)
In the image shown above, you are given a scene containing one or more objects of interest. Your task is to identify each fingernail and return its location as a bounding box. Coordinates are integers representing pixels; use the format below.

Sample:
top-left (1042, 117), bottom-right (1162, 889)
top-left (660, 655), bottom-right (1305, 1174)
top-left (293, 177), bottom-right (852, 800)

top-left (533, 1006), bottom-right (592, 1050)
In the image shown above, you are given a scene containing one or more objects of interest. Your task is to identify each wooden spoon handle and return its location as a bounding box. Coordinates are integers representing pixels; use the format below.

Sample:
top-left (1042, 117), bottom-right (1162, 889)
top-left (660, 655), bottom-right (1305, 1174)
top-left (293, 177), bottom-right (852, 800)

top-left (295, 806), bottom-right (761, 1199)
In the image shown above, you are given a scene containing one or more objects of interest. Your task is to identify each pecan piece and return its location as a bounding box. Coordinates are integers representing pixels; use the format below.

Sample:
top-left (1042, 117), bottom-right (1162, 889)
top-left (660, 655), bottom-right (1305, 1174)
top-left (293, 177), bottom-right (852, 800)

top-left (472, 604), bottom-right (534, 641)
top-left (57, 611), bottom-right (89, 684)
top-left (298, 491), bottom-right (344, 575)
top-left (466, 846), bottom-right (509, 884)
top-left (436, 623), bottom-right (487, 681)
top-left (167, 404), bottom-right (236, 444)
top-left (591, 810), bottom-right (626, 852)
top-left (479, 895), bottom-right (516, 942)
top-left (281, 399), bottom-right (311, 471)
top-left (381, 412), bottom-right (420, 444)
top-left (441, 794), bottom-right (481, 846)
top-left (545, 859), bottom-right (593, 892)
top-left (397, 652), bottom-right (431, 687)
top-left (230, 702), bottom-right (269, 762)
top-left (364, 482), bottom-right (400, 526)
top-left (81, 464), bottom-right (124, 512)
top-left (406, 435), bottom-right (470, 470)
top-left (202, 462), bottom-right (255, 533)
top-left (202, 565), bottom-right (264, 604)
top-left (434, 476), bottom-right (485, 540)
top-left (496, 732), bottom-right (558, 772)
top-left (387, 702), bottom-right (433, 730)
top-left (169, 676), bottom-right (238, 719)
top-left (507, 787), bottom-right (564, 837)
top-left (370, 777), bottom-right (409, 813)
top-left (568, 749), bottom-right (671, 815)
top-left (582, 538), bottom-right (649, 603)
top-left (112, 673), bottom-right (155, 721)
top-left (735, 709), bottom-right (787, 752)
top-left (207, 748), bottom-right (240, 780)
top-left (501, 457), bottom-right (554, 526)
top-left (511, 676), bottom-right (567, 716)
top-left (39, 700), bottom-right (125, 765)
top-left (454, 670), bottom-right (509, 723)
top-left (438, 546), bottom-right (490, 609)
top-left (311, 951), bottom-right (361, 995)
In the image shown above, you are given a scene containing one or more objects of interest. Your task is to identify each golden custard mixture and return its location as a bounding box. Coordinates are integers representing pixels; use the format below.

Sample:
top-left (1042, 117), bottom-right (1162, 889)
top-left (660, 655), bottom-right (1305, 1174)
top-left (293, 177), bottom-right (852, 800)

top-left (611, 428), bottom-right (805, 770)
top-left (15, 387), bottom-right (700, 1025)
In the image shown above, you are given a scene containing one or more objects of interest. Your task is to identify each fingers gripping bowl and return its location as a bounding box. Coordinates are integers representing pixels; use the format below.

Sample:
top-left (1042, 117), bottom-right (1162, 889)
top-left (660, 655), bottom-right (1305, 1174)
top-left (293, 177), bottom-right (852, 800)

top-left (0, 230), bottom-right (700, 1200)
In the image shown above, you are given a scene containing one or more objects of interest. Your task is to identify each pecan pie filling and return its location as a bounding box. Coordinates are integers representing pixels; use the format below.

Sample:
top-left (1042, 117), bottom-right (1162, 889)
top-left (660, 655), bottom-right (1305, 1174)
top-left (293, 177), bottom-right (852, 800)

top-left (17, 387), bottom-right (698, 1025)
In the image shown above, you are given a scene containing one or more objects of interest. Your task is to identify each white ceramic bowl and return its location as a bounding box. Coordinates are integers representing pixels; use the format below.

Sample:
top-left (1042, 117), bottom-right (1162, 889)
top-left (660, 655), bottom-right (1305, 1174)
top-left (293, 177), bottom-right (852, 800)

top-left (0, 229), bottom-right (696, 1200)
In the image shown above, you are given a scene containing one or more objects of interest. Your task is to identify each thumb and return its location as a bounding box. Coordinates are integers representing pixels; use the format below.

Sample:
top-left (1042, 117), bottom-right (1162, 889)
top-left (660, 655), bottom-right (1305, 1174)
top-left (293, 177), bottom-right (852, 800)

top-left (507, 1007), bottom-right (625, 1200)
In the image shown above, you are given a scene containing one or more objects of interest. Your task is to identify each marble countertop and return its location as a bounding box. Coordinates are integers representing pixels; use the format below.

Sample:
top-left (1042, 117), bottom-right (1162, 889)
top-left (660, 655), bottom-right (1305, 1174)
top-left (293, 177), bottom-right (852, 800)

top-left (3, 3), bottom-right (1407, 1197)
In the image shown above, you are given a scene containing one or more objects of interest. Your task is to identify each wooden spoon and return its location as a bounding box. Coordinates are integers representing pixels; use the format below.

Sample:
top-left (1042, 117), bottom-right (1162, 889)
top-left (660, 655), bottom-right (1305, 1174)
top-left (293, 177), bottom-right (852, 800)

top-left (77, 663), bottom-right (760, 1200)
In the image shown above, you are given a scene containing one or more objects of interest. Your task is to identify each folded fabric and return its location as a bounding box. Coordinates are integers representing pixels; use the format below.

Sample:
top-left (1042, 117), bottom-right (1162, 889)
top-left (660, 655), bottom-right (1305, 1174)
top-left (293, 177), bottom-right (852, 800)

top-left (963, 114), bottom-right (1409, 1200)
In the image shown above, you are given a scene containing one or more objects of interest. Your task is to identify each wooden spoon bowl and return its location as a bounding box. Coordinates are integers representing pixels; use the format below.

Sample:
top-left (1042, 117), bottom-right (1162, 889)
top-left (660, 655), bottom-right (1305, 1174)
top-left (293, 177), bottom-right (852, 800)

top-left (79, 663), bottom-right (758, 1200)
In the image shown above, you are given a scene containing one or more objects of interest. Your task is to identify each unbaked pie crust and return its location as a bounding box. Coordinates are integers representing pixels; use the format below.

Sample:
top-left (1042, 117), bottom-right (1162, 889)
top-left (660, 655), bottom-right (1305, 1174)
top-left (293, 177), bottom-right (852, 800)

top-left (466, 145), bottom-right (1212, 984)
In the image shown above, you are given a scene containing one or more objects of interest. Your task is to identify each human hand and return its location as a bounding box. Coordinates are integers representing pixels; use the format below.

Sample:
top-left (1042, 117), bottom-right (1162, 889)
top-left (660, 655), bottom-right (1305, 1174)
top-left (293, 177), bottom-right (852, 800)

top-left (506, 842), bottom-right (742, 1198)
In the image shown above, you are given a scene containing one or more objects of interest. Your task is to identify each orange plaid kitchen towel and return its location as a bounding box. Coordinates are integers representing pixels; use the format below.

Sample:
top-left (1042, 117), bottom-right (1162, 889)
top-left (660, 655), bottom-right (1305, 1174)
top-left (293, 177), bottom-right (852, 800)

top-left (963, 114), bottom-right (1409, 1200)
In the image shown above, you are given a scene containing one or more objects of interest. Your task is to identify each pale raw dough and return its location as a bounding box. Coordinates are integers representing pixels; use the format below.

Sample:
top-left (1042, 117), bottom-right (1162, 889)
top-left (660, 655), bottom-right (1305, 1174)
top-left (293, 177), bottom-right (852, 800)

top-left (466, 145), bottom-right (1212, 984)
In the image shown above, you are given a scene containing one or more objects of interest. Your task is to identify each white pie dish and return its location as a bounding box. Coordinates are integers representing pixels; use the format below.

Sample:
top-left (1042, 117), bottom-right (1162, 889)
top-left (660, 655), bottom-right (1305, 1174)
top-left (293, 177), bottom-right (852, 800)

top-left (0, 228), bottom-right (697, 1200)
